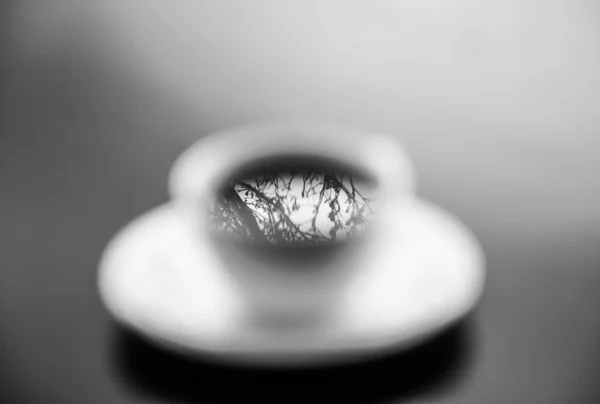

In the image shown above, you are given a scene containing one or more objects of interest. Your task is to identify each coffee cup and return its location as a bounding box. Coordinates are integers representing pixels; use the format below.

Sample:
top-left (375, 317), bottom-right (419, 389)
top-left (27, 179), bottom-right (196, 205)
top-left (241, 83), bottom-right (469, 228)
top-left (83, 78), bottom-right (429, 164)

top-left (168, 122), bottom-right (415, 327)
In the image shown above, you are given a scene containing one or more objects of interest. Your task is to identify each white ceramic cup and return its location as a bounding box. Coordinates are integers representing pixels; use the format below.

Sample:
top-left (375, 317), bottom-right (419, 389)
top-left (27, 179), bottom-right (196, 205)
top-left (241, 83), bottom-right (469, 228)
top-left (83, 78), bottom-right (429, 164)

top-left (168, 122), bottom-right (416, 326)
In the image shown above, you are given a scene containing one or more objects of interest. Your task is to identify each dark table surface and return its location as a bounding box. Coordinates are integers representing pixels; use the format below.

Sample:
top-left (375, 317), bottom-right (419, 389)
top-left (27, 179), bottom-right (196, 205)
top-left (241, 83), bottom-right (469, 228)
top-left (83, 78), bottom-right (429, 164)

top-left (2, 4), bottom-right (600, 403)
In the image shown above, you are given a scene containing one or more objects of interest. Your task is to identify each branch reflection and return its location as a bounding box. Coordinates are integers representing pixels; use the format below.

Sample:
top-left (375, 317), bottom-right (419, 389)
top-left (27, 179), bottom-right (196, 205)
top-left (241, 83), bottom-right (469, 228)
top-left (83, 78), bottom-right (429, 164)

top-left (211, 168), bottom-right (375, 246)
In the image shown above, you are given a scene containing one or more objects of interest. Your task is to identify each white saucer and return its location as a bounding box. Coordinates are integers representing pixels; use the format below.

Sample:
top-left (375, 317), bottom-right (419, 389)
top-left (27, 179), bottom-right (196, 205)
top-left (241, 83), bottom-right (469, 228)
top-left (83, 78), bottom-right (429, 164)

top-left (98, 198), bottom-right (484, 366)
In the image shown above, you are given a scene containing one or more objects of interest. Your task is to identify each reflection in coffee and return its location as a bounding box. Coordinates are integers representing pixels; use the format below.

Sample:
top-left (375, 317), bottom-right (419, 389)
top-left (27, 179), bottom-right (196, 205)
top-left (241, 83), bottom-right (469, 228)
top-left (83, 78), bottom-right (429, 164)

top-left (209, 160), bottom-right (376, 246)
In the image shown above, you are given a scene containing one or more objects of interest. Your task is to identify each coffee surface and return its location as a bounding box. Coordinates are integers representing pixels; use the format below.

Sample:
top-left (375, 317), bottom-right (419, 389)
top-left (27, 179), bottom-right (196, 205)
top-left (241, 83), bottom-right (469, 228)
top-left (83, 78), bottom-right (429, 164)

top-left (210, 159), bottom-right (376, 246)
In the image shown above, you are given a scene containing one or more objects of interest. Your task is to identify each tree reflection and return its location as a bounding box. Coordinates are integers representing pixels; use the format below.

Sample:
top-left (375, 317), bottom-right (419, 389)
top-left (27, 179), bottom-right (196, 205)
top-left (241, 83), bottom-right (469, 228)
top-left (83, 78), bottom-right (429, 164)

top-left (210, 170), bottom-right (374, 245)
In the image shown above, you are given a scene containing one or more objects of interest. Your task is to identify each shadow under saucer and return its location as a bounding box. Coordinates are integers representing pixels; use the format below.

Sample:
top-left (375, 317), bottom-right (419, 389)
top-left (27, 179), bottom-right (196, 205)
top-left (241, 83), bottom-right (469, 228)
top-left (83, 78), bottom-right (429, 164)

top-left (110, 318), bottom-right (477, 404)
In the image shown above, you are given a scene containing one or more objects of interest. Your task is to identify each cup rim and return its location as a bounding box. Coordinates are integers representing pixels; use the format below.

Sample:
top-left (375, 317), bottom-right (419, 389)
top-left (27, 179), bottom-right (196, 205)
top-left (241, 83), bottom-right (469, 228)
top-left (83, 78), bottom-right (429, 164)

top-left (168, 122), bottom-right (416, 231)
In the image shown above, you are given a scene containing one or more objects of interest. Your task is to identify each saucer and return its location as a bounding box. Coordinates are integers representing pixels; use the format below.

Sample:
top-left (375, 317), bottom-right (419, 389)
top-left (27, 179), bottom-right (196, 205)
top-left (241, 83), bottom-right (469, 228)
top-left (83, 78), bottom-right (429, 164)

top-left (98, 198), bottom-right (485, 366)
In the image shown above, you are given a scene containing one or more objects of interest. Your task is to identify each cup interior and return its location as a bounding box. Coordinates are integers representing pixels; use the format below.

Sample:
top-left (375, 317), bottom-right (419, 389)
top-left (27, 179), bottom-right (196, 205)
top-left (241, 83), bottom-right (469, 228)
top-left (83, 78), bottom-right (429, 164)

top-left (208, 154), bottom-right (379, 254)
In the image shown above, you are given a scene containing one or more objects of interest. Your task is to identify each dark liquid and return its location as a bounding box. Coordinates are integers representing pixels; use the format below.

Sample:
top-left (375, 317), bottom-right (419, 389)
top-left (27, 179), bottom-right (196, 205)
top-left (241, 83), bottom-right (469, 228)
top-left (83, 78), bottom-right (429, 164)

top-left (209, 156), bottom-right (377, 249)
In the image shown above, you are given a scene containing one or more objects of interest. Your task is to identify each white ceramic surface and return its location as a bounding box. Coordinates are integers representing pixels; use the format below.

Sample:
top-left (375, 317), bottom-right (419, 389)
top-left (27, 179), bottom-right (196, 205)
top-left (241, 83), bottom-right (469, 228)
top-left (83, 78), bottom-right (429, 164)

top-left (167, 122), bottom-right (416, 322)
top-left (98, 198), bottom-right (485, 365)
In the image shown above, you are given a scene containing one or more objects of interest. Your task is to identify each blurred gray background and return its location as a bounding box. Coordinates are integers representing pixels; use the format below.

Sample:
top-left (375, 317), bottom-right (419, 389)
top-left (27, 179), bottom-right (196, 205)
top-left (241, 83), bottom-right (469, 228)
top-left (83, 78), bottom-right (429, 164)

top-left (1, 1), bottom-right (600, 403)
